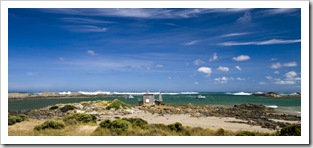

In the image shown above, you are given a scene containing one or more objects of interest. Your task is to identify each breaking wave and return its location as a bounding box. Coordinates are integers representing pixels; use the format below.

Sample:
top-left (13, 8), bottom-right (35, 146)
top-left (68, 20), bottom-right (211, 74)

top-left (266, 105), bottom-right (278, 109)
top-left (76, 91), bottom-right (199, 95)
top-left (225, 92), bottom-right (252, 95)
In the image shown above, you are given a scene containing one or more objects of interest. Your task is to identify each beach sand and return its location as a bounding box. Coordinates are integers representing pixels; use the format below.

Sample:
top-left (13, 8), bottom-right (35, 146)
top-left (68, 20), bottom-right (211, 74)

top-left (101, 112), bottom-right (276, 133)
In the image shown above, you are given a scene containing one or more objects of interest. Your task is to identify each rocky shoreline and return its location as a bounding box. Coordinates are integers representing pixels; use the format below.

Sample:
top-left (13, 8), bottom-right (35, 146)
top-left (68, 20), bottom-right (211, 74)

top-left (251, 92), bottom-right (301, 98)
top-left (9, 99), bottom-right (300, 131)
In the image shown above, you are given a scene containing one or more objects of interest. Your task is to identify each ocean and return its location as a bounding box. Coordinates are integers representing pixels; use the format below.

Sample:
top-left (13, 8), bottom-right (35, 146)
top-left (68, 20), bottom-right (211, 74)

top-left (8, 92), bottom-right (301, 115)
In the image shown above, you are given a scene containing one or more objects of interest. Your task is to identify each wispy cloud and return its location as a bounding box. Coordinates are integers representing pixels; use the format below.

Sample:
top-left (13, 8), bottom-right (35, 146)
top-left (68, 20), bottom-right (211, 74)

top-left (87, 50), bottom-right (96, 56)
top-left (60, 17), bottom-right (115, 24)
top-left (193, 59), bottom-right (205, 65)
top-left (184, 40), bottom-right (199, 46)
top-left (261, 8), bottom-right (299, 15)
top-left (26, 72), bottom-right (37, 76)
top-left (59, 57), bottom-right (66, 62)
top-left (218, 39), bottom-right (300, 46)
top-left (233, 55), bottom-right (250, 61)
top-left (156, 64), bottom-right (164, 68)
top-left (235, 66), bottom-right (242, 71)
top-left (270, 61), bottom-right (297, 69)
top-left (283, 62), bottom-right (297, 67)
top-left (65, 25), bottom-right (108, 33)
top-left (236, 77), bottom-right (245, 81)
top-left (214, 76), bottom-right (233, 84)
top-left (266, 76), bottom-right (273, 80)
top-left (274, 71), bottom-right (280, 74)
top-left (236, 12), bottom-right (252, 24)
top-left (197, 67), bottom-right (212, 77)
top-left (40, 8), bottom-right (251, 19)
top-left (273, 71), bottom-right (300, 85)
top-left (217, 66), bottom-right (229, 72)
top-left (270, 63), bottom-right (282, 69)
top-left (209, 53), bottom-right (218, 62)
top-left (219, 32), bottom-right (250, 38)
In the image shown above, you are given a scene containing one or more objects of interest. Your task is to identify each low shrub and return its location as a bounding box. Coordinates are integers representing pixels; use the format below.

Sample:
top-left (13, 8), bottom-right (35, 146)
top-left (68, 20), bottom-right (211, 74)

top-left (106, 99), bottom-right (132, 110)
top-left (215, 128), bottom-right (225, 136)
top-left (34, 120), bottom-right (65, 131)
top-left (8, 116), bottom-right (22, 125)
top-left (168, 122), bottom-right (183, 132)
top-left (60, 105), bottom-right (75, 112)
top-left (236, 131), bottom-right (256, 136)
top-left (109, 119), bottom-right (129, 134)
top-left (279, 124), bottom-right (301, 136)
top-left (49, 105), bottom-right (59, 110)
top-left (18, 114), bottom-right (28, 121)
top-left (63, 113), bottom-right (97, 124)
top-left (99, 119), bottom-right (111, 128)
top-left (121, 118), bottom-right (148, 128)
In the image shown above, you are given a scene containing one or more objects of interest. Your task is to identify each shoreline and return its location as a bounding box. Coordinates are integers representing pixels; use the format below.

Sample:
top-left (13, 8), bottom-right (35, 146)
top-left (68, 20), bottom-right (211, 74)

top-left (9, 100), bottom-right (301, 134)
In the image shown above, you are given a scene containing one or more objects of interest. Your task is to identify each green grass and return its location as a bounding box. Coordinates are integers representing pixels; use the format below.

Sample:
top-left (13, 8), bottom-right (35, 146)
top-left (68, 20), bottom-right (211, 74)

top-left (63, 113), bottom-right (97, 125)
top-left (34, 120), bottom-right (65, 131)
top-left (105, 99), bottom-right (132, 110)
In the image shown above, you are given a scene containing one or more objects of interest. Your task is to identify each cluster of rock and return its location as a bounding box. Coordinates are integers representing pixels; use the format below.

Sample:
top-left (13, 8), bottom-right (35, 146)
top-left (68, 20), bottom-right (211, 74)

top-left (252, 92), bottom-right (301, 98)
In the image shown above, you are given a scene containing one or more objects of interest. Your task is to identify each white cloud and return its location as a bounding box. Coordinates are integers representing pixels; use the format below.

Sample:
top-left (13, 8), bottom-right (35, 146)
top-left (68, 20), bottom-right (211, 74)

top-left (236, 12), bottom-right (251, 24)
top-left (42, 8), bottom-right (251, 19)
top-left (274, 80), bottom-right (296, 85)
top-left (197, 67), bottom-right (212, 77)
top-left (26, 72), bottom-right (36, 76)
top-left (285, 71), bottom-right (297, 79)
top-left (233, 55), bottom-right (250, 61)
top-left (283, 62), bottom-right (297, 67)
top-left (167, 76), bottom-right (172, 80)
top-left (219, 32), bottom-right (250, 38)
top-left (65, 25), bottom-right (108, 33)
top-left (60, 17), bottom-right (115, 24)
top-left (259, 82), bottom-right (267, 85)
top-left (193, 59), bottom-right (205, 65)
top-left (266, 76), bottom-right (272, 80)
top-left (209, 53), bottom-right (218, 62)
top-left (214, 76), bottom-right (231, 83)
top-left (236, 77), bottom-right (245, 81)
top-left (274, 71), bottom-right (280, 74)
top-left (273, 71), bottom-right (300, 85)
top-left (59, 57), bottom-right (65, 62)
top-left (217, 66), bottom-right (229, 72)
top-left (270, 58), bottom-right (278, 61)
top-left (271, 62), bottom-right (297, 69)
top-left (194, 82), bottom-right (199, 85)
top-left (235, 66), bottom-right (242, 71)
top-left (270, 63), bottom-right (282, 69)
top-left (261, 8), bottom-right (299, 15)
top-left (87, 50), bottom-right (96, 56)
top-left (156, 64), bottom-right (164, 68)
top-left (184, 40), bottom-right (199, 46)
top-left (218, 39), bottom-right (301, 46)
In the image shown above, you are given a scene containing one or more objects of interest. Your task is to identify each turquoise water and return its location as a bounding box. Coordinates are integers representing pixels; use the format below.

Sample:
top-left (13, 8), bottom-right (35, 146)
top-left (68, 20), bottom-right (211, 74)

top-left (8, 92), bottom-right (301, 114)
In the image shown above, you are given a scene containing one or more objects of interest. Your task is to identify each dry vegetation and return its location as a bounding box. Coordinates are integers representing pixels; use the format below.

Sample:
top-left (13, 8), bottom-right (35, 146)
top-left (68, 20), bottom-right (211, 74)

top-left (9, 115), bottom-right (279, 136)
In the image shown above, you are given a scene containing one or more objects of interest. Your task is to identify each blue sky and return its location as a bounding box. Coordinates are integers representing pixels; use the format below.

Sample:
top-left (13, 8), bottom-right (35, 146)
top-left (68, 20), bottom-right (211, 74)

top-left (8, 8), bottom-right (301, 92)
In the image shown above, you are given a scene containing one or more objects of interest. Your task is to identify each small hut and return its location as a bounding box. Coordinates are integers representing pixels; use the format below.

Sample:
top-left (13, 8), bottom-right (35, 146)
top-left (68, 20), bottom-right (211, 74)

top-left (142, 93), bottom-right (155, 105)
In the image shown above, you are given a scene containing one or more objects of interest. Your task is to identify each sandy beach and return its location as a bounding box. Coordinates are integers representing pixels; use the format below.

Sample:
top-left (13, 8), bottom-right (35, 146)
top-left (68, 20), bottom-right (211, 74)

top-left (114, 113), bottom-right (276, 133)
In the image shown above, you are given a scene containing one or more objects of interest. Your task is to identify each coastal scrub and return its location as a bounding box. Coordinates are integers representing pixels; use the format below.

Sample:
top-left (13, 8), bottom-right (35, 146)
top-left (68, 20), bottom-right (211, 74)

top-left (106, 99), bottom-right (132, 110)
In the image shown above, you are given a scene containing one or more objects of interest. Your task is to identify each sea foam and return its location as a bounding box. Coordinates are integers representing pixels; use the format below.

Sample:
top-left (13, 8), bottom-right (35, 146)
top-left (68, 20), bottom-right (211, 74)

top-left (226, 92), bottom-right (252, 95)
